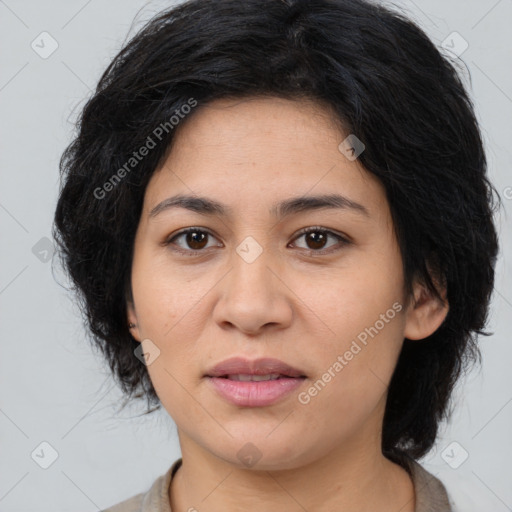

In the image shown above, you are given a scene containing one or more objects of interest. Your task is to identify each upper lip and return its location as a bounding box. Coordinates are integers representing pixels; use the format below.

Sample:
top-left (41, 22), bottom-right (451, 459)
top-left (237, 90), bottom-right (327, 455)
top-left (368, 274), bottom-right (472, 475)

top-left (206, 357), bottom-right (306, 378)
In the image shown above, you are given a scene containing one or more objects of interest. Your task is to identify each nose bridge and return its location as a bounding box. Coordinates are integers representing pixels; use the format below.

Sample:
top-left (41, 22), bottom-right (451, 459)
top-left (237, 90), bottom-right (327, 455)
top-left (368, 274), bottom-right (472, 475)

top-left (229, 234), bottom-right (275, 301)
top-left (213, 234), bottom-right (292, 333)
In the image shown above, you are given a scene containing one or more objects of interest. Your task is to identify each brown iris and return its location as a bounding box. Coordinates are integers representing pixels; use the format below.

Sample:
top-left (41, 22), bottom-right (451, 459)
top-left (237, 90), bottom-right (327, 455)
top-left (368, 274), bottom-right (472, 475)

top-left (185, 230), bottom-right (209, 250)
top-left (304, 231), bottom-right (327, 250)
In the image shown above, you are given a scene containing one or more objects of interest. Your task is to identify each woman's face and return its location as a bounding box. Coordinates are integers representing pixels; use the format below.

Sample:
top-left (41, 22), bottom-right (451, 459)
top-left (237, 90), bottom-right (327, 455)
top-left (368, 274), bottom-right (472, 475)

top-left (127, 96), bottom-right (436, 470)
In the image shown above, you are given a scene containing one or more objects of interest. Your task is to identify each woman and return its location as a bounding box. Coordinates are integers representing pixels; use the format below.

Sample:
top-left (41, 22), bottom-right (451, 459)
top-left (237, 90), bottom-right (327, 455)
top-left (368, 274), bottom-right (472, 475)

top-left (53, 0), bottom-right (499, 510)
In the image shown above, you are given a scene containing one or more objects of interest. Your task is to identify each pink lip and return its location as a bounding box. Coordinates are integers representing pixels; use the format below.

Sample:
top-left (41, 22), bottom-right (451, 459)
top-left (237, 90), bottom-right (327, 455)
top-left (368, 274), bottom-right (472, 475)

top-left (206, 357), bottom-right (305, 378)
top-left (205, 357), bottom-right (307, 407)
top-left (207, 376), bottom-right (305, 407)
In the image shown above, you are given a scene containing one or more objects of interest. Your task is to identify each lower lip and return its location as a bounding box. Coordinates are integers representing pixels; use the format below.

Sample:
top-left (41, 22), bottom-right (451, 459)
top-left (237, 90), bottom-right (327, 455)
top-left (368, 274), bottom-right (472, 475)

top-left (206, 376), bottom-right (306, 407)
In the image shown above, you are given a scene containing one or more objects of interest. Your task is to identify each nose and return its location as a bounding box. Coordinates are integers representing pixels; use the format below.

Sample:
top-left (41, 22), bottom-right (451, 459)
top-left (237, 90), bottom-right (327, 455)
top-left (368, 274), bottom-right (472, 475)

top-left (212, 244), bottom-right (293, 336)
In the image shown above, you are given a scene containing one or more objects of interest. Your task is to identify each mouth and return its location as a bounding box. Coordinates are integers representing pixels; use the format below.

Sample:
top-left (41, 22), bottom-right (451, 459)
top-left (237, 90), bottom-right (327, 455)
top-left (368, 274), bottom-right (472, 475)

top-left (205, 357), bottom-right (307, 407)
top-left (205, 356), bottom-right (307, 379)
top-left (215, 373), bottom-right (302, 381)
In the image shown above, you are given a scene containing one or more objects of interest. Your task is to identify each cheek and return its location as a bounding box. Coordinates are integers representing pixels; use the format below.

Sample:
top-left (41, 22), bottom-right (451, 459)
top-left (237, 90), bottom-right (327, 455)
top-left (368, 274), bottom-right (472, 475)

top-left (131, 259), bottom-right (209, 402)
top-left (290, 250), bottom-right (404, 343)
top-left (295, 313), bottom-right (405, 446)
top-left (131, 254), bottom-right (210, 339)
top-left (292, 251), bottom-right (406, 403)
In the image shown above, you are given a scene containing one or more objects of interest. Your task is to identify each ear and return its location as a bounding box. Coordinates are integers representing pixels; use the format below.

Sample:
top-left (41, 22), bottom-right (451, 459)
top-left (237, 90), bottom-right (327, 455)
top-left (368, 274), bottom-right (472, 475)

top-left (126, 298), bottom-right (142, 343)
top-left (403, 272), bottom-right (449, 341)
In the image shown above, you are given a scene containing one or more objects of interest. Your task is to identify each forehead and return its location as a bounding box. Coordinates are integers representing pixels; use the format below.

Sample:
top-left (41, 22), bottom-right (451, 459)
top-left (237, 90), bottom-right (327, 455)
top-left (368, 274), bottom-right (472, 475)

top-left (143, 96), bottom-right (387, 221)
top-left (169, 96), bottom-right (343, 152)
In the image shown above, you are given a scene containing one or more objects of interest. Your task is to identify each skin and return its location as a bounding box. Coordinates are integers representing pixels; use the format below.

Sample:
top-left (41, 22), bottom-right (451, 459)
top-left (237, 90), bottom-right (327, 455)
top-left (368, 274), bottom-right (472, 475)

top-left (127, 96), bottom-right (449, 512)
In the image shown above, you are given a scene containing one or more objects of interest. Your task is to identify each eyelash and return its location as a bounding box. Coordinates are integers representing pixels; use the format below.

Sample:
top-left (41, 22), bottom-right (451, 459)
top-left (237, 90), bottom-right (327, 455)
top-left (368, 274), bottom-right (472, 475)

top-left (163, 226), bottom-right (351, 257)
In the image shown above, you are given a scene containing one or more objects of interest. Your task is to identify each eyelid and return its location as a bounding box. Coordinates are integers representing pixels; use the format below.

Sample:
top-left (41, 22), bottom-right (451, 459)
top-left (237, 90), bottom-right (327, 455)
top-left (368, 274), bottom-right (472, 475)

top-left (292, 226), bottom-right (351, 244)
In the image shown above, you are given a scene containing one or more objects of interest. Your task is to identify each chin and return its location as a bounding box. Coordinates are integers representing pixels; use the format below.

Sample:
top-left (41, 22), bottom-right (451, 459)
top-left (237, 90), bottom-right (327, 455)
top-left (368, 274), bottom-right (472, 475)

top-left (208, 433), bottom-right (312, 471)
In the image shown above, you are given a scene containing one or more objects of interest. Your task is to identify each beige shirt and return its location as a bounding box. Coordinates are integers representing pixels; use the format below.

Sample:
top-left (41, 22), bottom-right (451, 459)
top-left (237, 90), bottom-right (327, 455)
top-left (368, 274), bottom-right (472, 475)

top-left (101, 457), bottom-right (455, 512)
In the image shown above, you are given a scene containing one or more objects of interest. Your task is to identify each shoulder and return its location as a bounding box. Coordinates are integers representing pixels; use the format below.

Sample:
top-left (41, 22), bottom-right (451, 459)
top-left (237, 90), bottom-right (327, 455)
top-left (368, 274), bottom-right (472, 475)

top-left (101, 491), bottom-right (145, 512)
top-left (100, 458), bottom-right (182, 512)
top-left (404, 458), bottom-right (457, 512)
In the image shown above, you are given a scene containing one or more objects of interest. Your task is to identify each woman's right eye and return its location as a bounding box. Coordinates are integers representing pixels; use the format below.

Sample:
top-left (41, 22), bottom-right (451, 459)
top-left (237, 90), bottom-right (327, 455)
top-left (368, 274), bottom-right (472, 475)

top-left (164, 227), bottom-right (222, 255)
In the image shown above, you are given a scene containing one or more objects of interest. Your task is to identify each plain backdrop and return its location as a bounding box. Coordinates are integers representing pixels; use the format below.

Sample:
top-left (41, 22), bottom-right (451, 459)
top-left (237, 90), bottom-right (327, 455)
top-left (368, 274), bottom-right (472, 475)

top-left (1, 0), bottom-right (511, 510)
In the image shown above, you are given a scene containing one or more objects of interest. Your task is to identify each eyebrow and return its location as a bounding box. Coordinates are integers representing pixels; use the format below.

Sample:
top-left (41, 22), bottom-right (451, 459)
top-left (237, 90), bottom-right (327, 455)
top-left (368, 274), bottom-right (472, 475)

top-left (148, 193), bottom-right (370, 220)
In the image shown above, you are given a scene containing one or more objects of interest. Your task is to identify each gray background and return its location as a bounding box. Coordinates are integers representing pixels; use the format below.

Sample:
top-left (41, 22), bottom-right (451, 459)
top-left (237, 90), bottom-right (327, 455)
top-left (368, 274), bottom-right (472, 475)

top-left (0, 0), bottom-right (511, 510)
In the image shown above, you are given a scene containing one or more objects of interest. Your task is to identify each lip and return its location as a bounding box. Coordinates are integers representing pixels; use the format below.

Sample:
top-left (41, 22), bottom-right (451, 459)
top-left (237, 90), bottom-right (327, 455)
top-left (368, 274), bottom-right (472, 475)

top-left (205, 357), bottom-right (307, 407)
top-left (205, 357), bottom-right (306, 378)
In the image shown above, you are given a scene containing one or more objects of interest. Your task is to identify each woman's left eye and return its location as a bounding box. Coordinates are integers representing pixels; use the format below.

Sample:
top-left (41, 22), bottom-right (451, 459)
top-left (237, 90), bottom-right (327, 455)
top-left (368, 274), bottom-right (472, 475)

top-left (290, 227), bottom-right (350, 254)
top-left (163, 226), bottom-right (350, 256)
